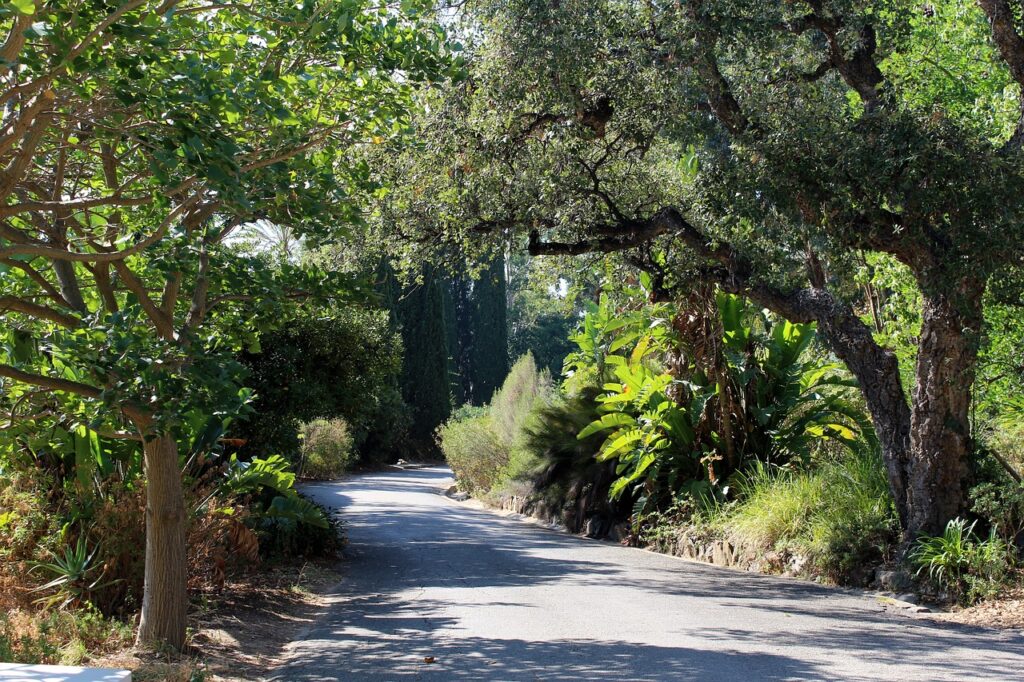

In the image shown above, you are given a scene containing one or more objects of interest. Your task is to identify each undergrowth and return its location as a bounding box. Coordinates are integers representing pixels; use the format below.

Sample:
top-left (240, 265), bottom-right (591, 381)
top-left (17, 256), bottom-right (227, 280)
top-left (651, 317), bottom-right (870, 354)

top-left (720, 446), bottom-right (897, 582)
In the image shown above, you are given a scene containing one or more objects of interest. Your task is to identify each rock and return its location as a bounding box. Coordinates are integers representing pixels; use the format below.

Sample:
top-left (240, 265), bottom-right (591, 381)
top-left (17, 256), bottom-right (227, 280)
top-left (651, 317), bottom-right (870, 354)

top-left (451, 491), bottom-right (470, 502)
top-left (876, 569), bottom-right (913, 592)
top-left (896, 592), bottom-right (919, 605)
top-left (608, 522), bottom-right (629, 543)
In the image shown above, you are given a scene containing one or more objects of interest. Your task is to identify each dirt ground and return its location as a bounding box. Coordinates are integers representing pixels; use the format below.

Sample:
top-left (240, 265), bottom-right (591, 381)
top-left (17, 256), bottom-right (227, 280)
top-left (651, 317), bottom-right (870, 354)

top-left (93, 560), bottom-right (341, 681)
top-left (935, 585), bottom-right (1024, 631)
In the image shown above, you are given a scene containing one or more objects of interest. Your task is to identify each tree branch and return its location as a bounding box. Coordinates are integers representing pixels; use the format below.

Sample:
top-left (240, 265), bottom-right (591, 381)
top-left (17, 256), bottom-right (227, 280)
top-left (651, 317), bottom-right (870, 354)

top-left (0, 363), bottom-right (101, 399)
top-left (0, 295), bottom-right (80, 328)
top-left (978, 0), bottom-right (1024, 147)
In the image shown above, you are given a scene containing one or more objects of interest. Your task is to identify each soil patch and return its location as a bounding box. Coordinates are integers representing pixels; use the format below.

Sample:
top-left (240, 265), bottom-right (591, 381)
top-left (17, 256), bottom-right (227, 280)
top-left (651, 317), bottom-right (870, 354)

top-left (93, 560), bottom-right (341, 681)
top-left (933, 585), bottom-right (1024, 631)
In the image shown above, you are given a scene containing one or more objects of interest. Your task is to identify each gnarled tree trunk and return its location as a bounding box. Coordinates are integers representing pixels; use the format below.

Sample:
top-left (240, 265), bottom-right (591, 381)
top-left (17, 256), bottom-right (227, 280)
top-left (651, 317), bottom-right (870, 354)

top-left (905, 280), bottom-right (984, 536)
top-left (136, 431), bottom-right (188, 649)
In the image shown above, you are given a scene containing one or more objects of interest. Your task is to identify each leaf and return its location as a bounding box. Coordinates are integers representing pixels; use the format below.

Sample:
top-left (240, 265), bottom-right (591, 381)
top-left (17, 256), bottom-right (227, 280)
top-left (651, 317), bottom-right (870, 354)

top-left (578, 412), bottom-right (634, 439)
top-left (10, 0), bottom-right (34, 16)
top-left (263, 495), bottom-right (328, 528)
top-left (629, 334), bottom-right (652, 369)
top-left (596, 429), bottom-right (643, 461)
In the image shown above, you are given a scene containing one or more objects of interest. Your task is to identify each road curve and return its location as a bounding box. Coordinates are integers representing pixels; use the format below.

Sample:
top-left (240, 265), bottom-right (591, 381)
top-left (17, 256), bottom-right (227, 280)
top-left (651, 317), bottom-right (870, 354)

top-left (271, 467), bottom-right (1024, 681)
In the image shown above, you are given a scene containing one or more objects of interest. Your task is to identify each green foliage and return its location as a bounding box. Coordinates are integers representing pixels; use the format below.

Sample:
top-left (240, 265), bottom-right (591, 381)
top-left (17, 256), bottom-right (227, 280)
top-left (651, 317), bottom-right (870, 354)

top-left (576, 290), bottom-right (871, 507)
top-left (219, 454), bottom-right (296, 498)
top-left (911, 518), bottom-right (1015, 604)
top-left (30, 537), bottom-right (110, 610)
top-left (726, 447), bottom-right (897, 582)
top-left (580, 335), bottom-right (704, 502)
top-left (469, 253), bottom-right (510, 404)
top-left (506, 252), bottom-right (585, 378)
top-left (438, 409), bottom-right (506, 494)
top-left (238, 306), bottom-right (408, 464)
top-left (439, 354), bottom-right (553, 494)
top-left (382, 262), bottom-right (453, 449)
top-left (219, 454), bottom-right (328, 529)
top-left (300, 418), bottom-right (355, 480)
top-left (970, 476), bottom-right (1024, 545)
top-left (491, 354), bottom-right (551, 446)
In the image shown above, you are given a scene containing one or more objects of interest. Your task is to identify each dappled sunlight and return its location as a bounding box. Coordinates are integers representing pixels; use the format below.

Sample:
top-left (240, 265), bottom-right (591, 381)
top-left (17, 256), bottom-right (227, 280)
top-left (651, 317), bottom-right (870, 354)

top-left (275, 469), bottom-right (1024, 681)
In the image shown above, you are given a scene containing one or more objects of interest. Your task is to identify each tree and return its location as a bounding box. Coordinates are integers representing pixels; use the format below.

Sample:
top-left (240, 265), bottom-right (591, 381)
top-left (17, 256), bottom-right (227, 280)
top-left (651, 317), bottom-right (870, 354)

top-left (391, 0), bottom-right (1024, 540)
top-left (382, 262), bottom-right (453, 447)
top-left (0, 0), bottom-right (449, 648)
top-left (443, 270), bottom-right (474, 404)
top-left (468, 251), bottom-right (509, 403)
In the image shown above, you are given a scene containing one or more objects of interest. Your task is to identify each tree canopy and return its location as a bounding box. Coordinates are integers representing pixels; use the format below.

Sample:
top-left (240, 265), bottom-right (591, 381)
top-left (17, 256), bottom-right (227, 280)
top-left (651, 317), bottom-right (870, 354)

top-left (381, 0), bottom-right (1024, 539)
top-left (0, 0), bottom-right (454, 648)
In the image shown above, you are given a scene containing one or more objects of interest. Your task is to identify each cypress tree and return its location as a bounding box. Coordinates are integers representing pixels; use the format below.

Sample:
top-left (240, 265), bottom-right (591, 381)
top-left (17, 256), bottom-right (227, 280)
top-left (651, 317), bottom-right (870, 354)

top-left (380, 261), bottom-right (452, 451)
top-left (469, 251), bottom-right (510, 404)
top-left (445, 272), bottom-right (475, 405)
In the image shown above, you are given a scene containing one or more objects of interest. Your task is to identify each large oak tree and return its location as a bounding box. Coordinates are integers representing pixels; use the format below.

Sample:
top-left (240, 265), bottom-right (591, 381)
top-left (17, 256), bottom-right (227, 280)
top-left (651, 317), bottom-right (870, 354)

top-left (389, 0), bottom-right (1024, 541)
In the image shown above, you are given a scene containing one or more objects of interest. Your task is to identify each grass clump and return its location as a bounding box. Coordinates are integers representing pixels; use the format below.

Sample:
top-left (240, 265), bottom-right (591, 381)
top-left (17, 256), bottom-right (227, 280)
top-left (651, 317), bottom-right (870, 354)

top-left (299, 418), bottom-right (355, 480)
top-left (911, 517), bottom-right (1015, 604)
top-left (724, 446), bottom-right (897, 582)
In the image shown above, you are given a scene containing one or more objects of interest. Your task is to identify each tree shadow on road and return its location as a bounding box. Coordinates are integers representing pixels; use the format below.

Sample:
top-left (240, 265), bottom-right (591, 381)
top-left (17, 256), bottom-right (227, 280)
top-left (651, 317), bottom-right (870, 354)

top-left (284, 468), bottom-right (1024, 681)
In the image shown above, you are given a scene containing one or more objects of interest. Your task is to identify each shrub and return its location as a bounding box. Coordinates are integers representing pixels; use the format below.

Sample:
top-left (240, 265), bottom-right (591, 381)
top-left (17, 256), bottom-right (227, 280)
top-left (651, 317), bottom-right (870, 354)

top-left (300, 418), bottom-right (355, 480)
top-left (911, 517), bottom-right (1014, 604)
top-left (438, 409), bottom-right (506, 494)
top-left (725, 446), bottom-right (897, 582)
top-left (490, 353), bottom-right (551, 447)
top-left (238, 307), bottom-right (408, 465)
top-left (438, 355), bottom-right (553, 495)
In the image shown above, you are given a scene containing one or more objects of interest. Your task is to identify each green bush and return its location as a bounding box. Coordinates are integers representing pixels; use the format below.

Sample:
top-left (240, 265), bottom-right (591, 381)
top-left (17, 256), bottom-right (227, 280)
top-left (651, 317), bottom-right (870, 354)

top-left (438, 355), bottom-right (553, 495)
top-left (725, 446), bottom-right (897, 581)
top-left (299, 418), bottom-right (355, 480)
top-left (238, 306), bottom-right (408, 465)
top-left (490, 354), bottom-right (551, 447)
top-left (911, 517), bottom-right (1014, 604)
top-left (438, 408), bottom-right (506, 494)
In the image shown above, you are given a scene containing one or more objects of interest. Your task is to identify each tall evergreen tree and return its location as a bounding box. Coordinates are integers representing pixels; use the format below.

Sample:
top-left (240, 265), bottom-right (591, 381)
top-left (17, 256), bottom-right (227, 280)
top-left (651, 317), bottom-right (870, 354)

top-left (444, 272), bottom-right (475, 405)
top-left (380, 262), bottom-right (452, 449)
top-left (469, 252), bottom-right (510, 404)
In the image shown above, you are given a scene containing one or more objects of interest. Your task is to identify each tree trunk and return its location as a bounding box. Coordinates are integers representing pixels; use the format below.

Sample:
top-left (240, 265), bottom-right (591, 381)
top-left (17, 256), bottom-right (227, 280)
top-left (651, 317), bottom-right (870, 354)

top-left (905, 281), bottom-right (984, 537)
top-left (136, 432), bottom-right (188, 650)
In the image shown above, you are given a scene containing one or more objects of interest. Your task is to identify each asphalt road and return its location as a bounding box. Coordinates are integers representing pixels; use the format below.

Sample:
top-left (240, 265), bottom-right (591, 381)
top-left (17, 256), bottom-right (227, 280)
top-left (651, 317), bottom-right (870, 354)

top-left (271, 467), bottom-right (1024, 681)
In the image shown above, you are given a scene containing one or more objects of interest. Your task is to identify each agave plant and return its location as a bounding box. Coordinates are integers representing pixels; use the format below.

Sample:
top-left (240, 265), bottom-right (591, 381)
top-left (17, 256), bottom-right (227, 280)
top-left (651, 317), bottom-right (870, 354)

top-left (30, 536), bottom-right (112, 610)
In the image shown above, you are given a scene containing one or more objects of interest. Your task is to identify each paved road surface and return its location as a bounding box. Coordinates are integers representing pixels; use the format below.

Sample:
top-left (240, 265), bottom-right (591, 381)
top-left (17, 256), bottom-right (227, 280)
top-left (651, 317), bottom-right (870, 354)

top-left (272, 467), bottom-right (1024, 681)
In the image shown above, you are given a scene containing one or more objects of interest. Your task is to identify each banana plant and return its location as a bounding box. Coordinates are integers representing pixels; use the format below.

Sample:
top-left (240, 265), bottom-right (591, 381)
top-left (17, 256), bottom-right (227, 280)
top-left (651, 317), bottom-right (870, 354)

top-left (718, 292), bottom-right (873, 466)
top-left (573, 290), bottom-right (874, 507)
top-left (579, 336), bottom-right (710, 501)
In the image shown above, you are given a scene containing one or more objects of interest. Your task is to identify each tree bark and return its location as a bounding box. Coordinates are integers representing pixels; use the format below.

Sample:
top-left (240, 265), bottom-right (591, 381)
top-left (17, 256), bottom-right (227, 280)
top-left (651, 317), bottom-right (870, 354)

top-left (905, 280), bottom-right (984, 536)
top-left (136, 431), bottom-right (188, 650)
